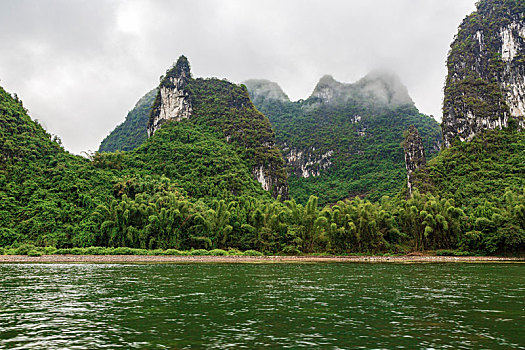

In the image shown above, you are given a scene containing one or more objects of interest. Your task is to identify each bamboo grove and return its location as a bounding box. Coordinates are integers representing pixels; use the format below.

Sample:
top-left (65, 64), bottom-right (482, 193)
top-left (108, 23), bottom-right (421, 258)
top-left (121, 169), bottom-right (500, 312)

top-left (36, 187), bottom-right (525, 255)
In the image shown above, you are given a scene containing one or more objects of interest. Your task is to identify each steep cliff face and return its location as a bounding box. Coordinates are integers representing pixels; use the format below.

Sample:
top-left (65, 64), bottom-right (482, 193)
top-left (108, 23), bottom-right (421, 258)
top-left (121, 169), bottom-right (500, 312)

top-left (103, 56), bottom-right (287, 199)
top-left (186, 77), bottom-right (288, 199)
top-left (245, 74), bottom-right (442, 204)
top-left (403, 125), bottom-right (426, 196)
top-left (148, 56), bottom-right (193, 137)
top-left (310, 70), bottom-right (414, 107)
top-left (443, 0), bottom-right (525, 147)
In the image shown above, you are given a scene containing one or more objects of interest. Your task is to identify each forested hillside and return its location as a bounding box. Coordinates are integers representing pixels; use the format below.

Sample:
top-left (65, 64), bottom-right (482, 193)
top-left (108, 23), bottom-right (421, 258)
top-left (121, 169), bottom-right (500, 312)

top-left (99, 89), bottom-right (156, 152)
top-left (1, 83), bottom-right (524, 254)
top-left (244, 73), bottom-right (442, 204)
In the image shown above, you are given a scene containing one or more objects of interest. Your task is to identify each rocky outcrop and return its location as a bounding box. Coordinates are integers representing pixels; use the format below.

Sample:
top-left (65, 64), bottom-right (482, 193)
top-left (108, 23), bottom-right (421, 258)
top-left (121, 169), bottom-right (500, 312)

top-left (442, 0), bottom-right (525, 147)
top-left (242, 79), bottom-right (290, 104)
top-left (148, 56), bottom-right (193, 137)
top-left (254, 163), bottom-right (289, 199)
top-left (309, 70), bottom-right (414, 108)
top-left (403, 125), bottom-right (426, 196)
top-left (147, 57), bottom-right (289, 199)
top-left (284, 148), bottom-right (334, 178)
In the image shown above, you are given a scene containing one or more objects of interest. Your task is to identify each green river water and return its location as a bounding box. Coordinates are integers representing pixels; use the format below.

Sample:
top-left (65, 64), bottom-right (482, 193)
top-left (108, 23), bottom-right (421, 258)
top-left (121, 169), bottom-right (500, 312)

top-left (0, 263), bottom-right (524, 349)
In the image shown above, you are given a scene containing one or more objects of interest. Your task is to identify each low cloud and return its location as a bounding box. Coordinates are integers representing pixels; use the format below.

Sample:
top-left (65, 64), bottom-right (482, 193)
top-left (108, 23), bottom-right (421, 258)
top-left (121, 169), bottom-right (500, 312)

top-left (0, 0), bottom-right (476, 154)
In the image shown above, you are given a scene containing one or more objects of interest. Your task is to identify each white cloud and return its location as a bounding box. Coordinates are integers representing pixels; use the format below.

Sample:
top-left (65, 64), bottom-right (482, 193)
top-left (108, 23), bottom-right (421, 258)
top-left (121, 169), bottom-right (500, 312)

top-left (0, 0), bottom-right (477, 154)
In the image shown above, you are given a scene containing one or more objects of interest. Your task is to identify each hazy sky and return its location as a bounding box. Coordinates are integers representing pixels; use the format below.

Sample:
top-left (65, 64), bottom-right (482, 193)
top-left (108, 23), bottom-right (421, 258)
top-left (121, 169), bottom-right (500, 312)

top-left (0, 0), bottom-right (477, 154)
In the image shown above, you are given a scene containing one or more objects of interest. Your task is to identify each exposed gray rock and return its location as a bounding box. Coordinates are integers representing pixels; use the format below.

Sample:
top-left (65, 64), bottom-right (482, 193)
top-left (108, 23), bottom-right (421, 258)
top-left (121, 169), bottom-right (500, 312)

top-left (148, 56), bottom-right (193, 137)
top-left (284, 148), bottom-right (334, 178)
top-left (242, 79), bottom-right (290, 104)
top-left (309, 70), bottom-right (414, 108)
top-left (403, 125), bottom-right (426, 196)
top-left (442, 1), bottom-right (525, 147)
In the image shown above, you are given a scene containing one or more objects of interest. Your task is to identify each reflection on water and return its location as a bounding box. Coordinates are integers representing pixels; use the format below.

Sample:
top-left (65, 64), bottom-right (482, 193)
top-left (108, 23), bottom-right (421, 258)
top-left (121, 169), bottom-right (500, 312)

top-left (1, 263), bottom-right (524, 349)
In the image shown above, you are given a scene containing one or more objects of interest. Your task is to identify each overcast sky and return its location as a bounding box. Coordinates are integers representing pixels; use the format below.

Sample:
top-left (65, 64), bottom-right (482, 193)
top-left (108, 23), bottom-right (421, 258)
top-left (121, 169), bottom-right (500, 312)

top-left (0, 0), bottom-right (477, 154)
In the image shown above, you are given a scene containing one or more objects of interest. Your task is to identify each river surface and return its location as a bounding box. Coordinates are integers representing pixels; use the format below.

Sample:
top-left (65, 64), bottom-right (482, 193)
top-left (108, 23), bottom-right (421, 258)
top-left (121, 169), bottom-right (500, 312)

top-left (0, 263), bottom-right (524, 349)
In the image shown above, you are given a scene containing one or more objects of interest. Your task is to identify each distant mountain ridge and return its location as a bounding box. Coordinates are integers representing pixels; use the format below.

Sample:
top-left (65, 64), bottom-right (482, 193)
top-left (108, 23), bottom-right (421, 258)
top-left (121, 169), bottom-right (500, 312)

top-left (244, 72), bottom-right (442, 204)
top-left (308, 70), bottom-right (414, 108)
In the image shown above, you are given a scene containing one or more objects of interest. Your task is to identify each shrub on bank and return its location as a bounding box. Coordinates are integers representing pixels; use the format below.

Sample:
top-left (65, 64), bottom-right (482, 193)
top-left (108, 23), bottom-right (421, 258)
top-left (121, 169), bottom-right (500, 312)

top-left (15, 244), bottom-right (36, 255)
top-left (226, 248), bottom-right (242, 256)
top-left (162, 249), bottom-right (188, 256)
top-left (27, 249), bottom-right (42, 257)
top-left (190, 249), bottom-right (212, 256)
top-left (435, 249), bottom-right (472, 256)
top-left (243, 250), bottom-right (264, 256)
top-left (209, 249), bottom-right (228, 256)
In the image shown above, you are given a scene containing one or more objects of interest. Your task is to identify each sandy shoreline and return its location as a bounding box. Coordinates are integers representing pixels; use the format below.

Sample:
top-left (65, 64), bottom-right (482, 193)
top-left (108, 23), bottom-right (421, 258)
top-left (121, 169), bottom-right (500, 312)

top-left (0, 254), bottom-right (523, 264)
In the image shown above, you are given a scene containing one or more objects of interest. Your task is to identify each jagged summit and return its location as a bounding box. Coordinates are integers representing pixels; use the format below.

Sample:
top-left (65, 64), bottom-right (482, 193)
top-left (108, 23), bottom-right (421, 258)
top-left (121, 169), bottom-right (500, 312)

top-left (242, 79), bottom-right (290, 104)
top-left (110, 56), bottom-right (289, 199)
top-left (355, 70), bottom-right (414, 107)
top-left (442, 0), bottom-right (525, 147)
top-left (309, 71), bottom-right (414, 108)
top-left (169, 55), bottom-right (192, 81)
top-left (148, 55), bottom-right (193, 137)
top-left (310, 75), bottom-right (344, 103)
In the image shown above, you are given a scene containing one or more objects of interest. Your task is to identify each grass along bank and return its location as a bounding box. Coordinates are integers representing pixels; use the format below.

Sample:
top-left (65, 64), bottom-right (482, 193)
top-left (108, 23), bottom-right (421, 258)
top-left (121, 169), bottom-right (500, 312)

top-left (1, 244), bottom-right (523, 261)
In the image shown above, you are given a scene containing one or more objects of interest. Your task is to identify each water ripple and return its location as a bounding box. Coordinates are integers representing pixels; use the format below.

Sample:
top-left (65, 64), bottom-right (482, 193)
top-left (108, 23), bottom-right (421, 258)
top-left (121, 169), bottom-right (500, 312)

top-left (0, 263), bottom-right (524, 349)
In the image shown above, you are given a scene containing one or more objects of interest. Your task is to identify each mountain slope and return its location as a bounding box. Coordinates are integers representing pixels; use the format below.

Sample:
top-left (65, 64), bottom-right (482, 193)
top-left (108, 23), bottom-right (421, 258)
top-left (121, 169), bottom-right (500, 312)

top-left (244, 73), bottom-right (442, 204)
top-left (413, 0), bottom-right (525, 203)
top-left (99, 56), bottom-right (288, 199)
top-left (99, 89), bottom-right (157, 152)
top-left (0, 86), bottom-right (118, 246)
top-left (442, 0), bottom-right (525, 147)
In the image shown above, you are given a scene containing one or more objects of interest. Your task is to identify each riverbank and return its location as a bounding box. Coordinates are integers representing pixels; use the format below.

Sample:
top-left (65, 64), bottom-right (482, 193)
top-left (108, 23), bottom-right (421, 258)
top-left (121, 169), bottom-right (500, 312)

top-left (1, 254), bottom-right (523, 263)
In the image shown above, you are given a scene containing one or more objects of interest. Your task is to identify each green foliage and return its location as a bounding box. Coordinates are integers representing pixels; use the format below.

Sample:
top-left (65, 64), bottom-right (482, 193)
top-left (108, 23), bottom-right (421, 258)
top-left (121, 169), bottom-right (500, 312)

top-left (435, 249), bottom-right (472, 256)
top-left (125, 122), bottom-right (269, 200)
top-left (190, 249), bottom-right (212, 256)
top-left (248, 86), bottom-right (442, 205)
top-left (185, 77), bottom-right (288, 198)
top-left (242, 250), bottom-right (264, 256)
top-left (27, 249), bottom-right (42, 257)
top-left (415, 129), bottom-right (525, 205)
top-left (443, 0), bottom-right (525, 135)
top-left (98, 89), bottom-right (156, 152)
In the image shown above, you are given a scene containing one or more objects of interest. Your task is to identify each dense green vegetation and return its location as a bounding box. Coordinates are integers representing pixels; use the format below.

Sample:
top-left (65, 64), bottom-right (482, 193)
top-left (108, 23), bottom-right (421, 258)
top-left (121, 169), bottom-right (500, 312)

top-left (98, 89), bottom-right (156, 152)
top-left (442, 0), bottom-right (525, 145)
top-left (184, 77), bottom-right (288, 198)
top-left (246, 80), bottom-right (442, 205)
top-left (414, 129), bottom-right (525, 205)
top-left (1, 53), bottom-right (524, 255)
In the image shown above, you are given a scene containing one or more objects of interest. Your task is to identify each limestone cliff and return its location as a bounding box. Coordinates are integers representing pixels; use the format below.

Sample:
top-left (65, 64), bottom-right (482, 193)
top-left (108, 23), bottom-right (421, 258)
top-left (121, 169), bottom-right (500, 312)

top-left (148, 56), bottom-right (193, 137)
top-left (403, 125), bottom-right (426, 196)
top-left (244, 74), bottom-right (442, 203)
top-left (146, 56), bottom-right (288, 199)
top-left (310, 70), bottom-right (414, 108)
top-left (443, 0), bottom-right (525, 147)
